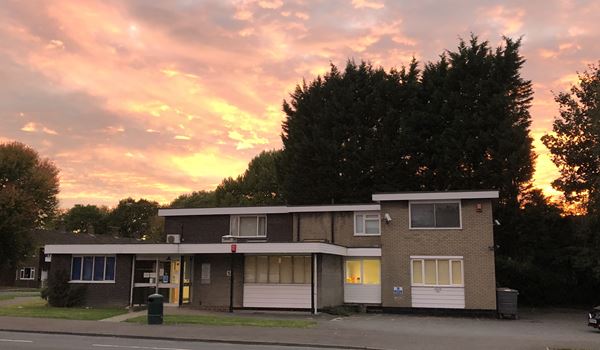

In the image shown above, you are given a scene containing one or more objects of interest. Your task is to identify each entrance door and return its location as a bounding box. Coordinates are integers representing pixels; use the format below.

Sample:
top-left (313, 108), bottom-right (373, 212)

top-left (157, 258), bottom-right (180, 305)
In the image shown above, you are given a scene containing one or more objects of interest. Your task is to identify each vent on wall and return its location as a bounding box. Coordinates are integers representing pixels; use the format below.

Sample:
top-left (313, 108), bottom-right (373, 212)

top-left (166, 234), bottom-right (181, 244)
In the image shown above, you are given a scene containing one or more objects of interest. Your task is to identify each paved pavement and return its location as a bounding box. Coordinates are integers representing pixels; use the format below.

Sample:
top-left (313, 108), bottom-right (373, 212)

top-left (0, 309), bottom-right (599, 349)
top-left (0, 331), bottom-right (335, 350)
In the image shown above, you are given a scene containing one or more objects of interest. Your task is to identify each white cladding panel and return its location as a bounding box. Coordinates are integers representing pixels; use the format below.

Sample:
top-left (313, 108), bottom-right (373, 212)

top-left (344, 284), bottom-right (381, 303)
top-left (243, 284), bottom-right (311, 308)
top-left (411, 286), bottom-right (465, 309)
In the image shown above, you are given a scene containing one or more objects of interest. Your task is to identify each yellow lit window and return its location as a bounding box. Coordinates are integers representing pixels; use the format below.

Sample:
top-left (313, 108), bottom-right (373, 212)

top-left (412, 260), bottom-right (423, 284)
top-left (452, 261), bottom-right (462, 285)
top-left (362, 259), bottom-right (381, 285)
top-left (345, 260), bottom-right (362, 284)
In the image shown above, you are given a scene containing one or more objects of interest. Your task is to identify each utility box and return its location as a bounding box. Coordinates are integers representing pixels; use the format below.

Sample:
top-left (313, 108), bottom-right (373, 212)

top-left (147, 293), bottom-right (164, 325)
top-left (497, 288), bottom-right (518, 319)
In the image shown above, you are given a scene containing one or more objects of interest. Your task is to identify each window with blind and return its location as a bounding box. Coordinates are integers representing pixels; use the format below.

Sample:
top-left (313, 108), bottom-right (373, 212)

top-left (230, 215), bottom-right (267, 237)
top-left (411, 258), bottom-right (463, 286)
top-left (244, 255), bottom-right (312, 284)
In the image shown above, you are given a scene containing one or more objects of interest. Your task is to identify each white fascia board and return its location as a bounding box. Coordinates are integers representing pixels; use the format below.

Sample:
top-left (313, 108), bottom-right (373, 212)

top-left (346, 248), bottom-right (382, 257)
top-left (289, 204), bottom-right (380, 213)
top-left (45, 243), bottom-right (350, 256)
top-left (44, 244), bottom-right (179, 255)
top-left (158, 206), bottom-right (289, 217)
top-left (372, 191), bottom-right (499, 201)
top-left (158, 204), bottom-right (381, 217)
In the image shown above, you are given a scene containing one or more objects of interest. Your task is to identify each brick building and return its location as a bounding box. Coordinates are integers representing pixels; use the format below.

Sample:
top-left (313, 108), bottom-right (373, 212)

top-left (45, 190), bottom-right (499, 314)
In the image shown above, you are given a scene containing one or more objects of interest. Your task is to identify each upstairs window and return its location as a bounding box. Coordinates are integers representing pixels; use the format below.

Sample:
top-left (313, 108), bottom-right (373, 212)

top-left (230, 215), bottom-right (267, 237)
top-left (354, 212), bottom-right (381, 235)
top-left (19, 267), bottom-right (35, 280)
top-left (71, 256), bottom-right (116, 282)
top-left (410, 201), bottom-right (461, 229)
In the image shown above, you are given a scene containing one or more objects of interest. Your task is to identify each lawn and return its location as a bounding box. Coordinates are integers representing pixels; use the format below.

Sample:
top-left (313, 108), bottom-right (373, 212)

top-left (0, 298), bottom-right (127, 320)
top-left (0, 291), bottom-right (41, 301)
top-left (126, 314), bottom-right (317, 328)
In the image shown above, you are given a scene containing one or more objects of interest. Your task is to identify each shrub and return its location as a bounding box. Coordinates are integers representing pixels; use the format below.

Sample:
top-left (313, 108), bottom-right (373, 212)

top-left (41, 269), bottom-right (87, 307)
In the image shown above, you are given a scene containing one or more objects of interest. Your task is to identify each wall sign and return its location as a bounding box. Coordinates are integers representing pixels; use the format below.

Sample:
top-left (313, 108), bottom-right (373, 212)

top-left (393, 286), bottom-right (403, 296)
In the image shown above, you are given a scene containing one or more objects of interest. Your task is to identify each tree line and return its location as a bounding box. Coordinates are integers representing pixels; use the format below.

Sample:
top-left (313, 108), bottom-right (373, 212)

top-left (1, 35), bottom-right (598, 306)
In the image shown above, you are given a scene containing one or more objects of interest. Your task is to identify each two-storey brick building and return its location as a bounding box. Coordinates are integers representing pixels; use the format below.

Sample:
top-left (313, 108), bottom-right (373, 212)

top-left (45, 190), bottom-right (498, 314)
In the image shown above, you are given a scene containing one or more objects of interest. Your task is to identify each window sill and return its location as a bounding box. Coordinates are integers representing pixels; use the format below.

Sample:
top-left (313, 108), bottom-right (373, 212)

top-left (411, 284), bottom-right (464, 288)
top-left (69, 280), bottom-right (116, 284)
top-left (409, 227), bottom-right (462, 230)
top-left (19, 278), bottom-right (35, 281)
top-left (344, 283), bottom-right (381, 286)
top-left (353, 233), bottom-right (381, 237)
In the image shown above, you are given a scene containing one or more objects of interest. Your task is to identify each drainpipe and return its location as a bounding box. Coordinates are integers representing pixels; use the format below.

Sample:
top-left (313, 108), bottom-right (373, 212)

top-left (311, 253), bottom-right (318, 314)
top-left (229, 253), bottom-right (234, 313)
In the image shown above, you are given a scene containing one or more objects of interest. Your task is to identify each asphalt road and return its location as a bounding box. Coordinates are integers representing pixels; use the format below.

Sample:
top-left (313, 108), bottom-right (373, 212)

top-left (0, 331), bottom-right (341, 350)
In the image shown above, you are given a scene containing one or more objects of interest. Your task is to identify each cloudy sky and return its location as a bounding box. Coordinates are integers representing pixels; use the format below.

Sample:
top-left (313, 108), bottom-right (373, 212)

top-left (0, 0), bottom-right (597, 208)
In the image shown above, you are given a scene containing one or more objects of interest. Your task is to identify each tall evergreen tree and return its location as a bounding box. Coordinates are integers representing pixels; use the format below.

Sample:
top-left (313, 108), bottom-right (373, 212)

top-left (420, 36), bottom-right (535, 206)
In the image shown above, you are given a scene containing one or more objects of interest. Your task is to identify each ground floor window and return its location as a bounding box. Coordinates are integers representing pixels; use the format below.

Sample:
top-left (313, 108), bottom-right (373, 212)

top-left (411, 258), bottom-right (463, 286)
top-left (244, 255), bottom-right (311, 284)
top-left (345, 258), bottom-right (381, 285)
top-left (19, 267), bottom-right (35, 280)
top-left (71, 256), bottom-right (116, 282)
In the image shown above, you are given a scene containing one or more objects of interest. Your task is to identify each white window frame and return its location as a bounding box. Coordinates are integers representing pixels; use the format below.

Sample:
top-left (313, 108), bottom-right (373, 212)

top-left (70, 255), bottom-right (116, 284)
top-left (408, 200), bottom-right (462, 230)
top-left (410, 256), bottom-right (464, 287)
top-left (19, 267), bottom-right (35, 280)
top-left (353, 212), bottom-right (381, 236)
top-left (344, 258), bottom-right (381, 285)
top-left (232, 215), bottom-right (267, 238)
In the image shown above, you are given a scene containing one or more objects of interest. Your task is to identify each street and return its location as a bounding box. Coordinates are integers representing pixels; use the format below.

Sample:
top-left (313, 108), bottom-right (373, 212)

top-left (0, 331), bottom-right (342, 350)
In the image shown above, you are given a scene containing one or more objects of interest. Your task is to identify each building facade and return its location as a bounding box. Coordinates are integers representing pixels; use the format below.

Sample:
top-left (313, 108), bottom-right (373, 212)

top-left (45, 191), bottom-right (498, 313)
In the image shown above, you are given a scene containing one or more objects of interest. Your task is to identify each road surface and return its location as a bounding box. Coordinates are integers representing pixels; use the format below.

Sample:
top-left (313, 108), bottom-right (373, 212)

top-left (0, 331), bottom-right (342, 350)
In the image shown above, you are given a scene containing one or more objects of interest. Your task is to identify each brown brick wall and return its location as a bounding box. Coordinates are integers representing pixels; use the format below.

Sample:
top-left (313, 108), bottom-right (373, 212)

top-left (49, 254), bottom-right (133, 307)
top-left (192, 254), bottom-right (243, 309)
top-left (298, 212), bottom-right (381, 247)
top-left (166, 214), bottom-right (293, 243)
top-left (317, 254), bottom-right (344, 308)
top-left (380, 199), bottom-right (496, 310)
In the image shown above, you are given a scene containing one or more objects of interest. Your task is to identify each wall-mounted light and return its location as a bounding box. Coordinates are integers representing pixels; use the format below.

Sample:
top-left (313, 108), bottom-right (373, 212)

top-left (476, 203), bottom-right (482, 212)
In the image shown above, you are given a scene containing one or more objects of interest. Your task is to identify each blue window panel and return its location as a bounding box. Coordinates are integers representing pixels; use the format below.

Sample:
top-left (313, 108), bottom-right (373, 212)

top-left (105, 257), bottom-right (116, 281)
top-left (71, 257), bottom-right (82, 280)
top-left (82, 256), bottom-right (93, 281)
top-left (93, 256), bottom-right (105, 280)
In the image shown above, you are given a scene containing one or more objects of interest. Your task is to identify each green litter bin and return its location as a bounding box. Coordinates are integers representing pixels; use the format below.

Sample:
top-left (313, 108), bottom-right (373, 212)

top-left (147, 293), bottom-right (163, 325)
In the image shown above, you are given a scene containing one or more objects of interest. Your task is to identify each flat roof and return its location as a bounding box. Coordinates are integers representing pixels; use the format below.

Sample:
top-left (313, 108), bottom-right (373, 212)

top-left (372, 190), bottom-right (499, 201)
top-left (158, 204), bottom-right (381, 217)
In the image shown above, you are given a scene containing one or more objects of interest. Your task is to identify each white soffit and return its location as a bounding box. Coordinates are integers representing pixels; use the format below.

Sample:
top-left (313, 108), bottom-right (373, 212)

top-left (158, 204), bottom-right (380, 217)
top-left (372, 191), bottom-right (499, 201)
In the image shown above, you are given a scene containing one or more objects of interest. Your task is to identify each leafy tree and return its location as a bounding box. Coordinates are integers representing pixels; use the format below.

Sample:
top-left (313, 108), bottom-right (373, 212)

top-left (63, 204), bottom-right (110, 234)
top-left (216, 150), bottom-right (284, 206)
top-left (108, 198), bottom-right (158, 238)
top-left (542, 63), bottom-right (600, 215)
top-left (0, 142), bottom-right (59, 269)
top-left (170, 190), bottom-right (216, 208)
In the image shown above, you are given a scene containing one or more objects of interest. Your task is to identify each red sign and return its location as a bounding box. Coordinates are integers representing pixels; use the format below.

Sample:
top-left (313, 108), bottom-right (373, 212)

top-left (231, 244), bottom-right (237, 253)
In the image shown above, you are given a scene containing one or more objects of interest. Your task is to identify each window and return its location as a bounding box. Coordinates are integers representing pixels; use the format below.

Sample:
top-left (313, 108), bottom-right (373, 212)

top-left (200, 263), bottom-right (210, 284)
top-left (19, 267), bottom-right (35, 280)
top-left (411, 258), bottom-right (463, 286)
top-left (244, 255), bottom-right (311, 284)
top-left (71, 256), bottom-right (116, 282)
top-left (344, 259), bottom-right (381, 285)
top-left (410, 202), bottom-right (461, 229)
top-left (230, 215), bottom-right (267, 237)
top-left (354, 212), bottom-right (381, 235)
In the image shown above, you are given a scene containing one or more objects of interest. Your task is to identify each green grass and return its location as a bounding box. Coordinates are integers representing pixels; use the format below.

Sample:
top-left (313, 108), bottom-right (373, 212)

top-left (126, 314), bottom-right (317, 328)
top-left (0, 291), bottom-right (41, 301)
top-left (0, 298), bottom-right (127, 320)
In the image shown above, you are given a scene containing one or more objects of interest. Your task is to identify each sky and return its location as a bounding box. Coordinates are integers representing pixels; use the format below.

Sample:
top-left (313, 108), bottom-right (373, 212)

top-left (0, 0), bottom-right (598, 208)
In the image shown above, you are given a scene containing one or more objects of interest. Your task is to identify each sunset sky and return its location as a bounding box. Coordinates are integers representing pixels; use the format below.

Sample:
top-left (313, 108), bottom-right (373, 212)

top-left (1, 0), bottom-right (598, 208)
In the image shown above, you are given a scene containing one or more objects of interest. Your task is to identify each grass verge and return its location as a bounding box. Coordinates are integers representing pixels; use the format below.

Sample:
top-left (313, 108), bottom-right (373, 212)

top-left (0, 298), bottom-right (127, 320)
top-left (126, 314), bottom-right (317, 328)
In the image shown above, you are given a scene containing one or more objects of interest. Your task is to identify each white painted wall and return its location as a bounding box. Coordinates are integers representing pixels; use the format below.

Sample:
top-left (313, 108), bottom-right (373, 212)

top-left (411, 286), bottom-right (465, 309)
top-left (243, 284), bottom-right (311, 308)
top-left (344, 284), bottom-right (381, 303)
